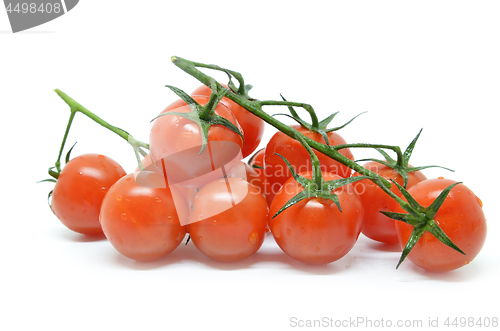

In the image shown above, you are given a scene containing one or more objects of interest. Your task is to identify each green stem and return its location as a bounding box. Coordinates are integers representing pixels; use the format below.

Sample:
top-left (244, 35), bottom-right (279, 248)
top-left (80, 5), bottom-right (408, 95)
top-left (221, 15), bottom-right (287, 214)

top-left (55, 89), bottom-right (130, 141)
top-left (258, 100), bottom-right (320, 129)
top-left (171, 56), bottom-right (391, 189)
top-left (55, 110), bottom-right (76, 173)
top-left (54, 89), bottom-right (150, 171)
top-left (334, 143), bottom-right (404, 163)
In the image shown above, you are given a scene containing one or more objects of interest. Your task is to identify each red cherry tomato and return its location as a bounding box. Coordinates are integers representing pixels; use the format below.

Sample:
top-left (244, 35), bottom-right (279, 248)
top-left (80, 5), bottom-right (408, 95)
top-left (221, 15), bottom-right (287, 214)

top-left (191, 84), bottom-right (265, 158)
top-left (353, 162), bottom-right (427, 244)
top-left (51, 154), bottom-right (126, 236)
top-left (149, 95), bottom-right (244, 188)
top-left (269, 172), bottom-right (363, 265)
top-left (395, 178), bottom-right (487, 271)
top-left (188, 177), bottom-right (268, 262)
top-left (264, 125), bottom-right (354, 205)
top-left (100, 173), bottom-right (188, 262)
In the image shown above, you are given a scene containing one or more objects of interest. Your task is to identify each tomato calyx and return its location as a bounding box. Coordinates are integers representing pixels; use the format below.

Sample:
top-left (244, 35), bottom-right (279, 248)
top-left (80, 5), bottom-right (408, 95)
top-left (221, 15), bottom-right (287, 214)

top-left (381, 180), bottom-right (465, 269)
top-left (273, 95), bottom-right (365, 146)
top-left (272, 133), bottom-right (369, 218)
top-left (152, 83), bottom-right (244, 155)
top-left (357, 129), bottom-right (453, 188)
top-left (172, 55), bottom-right (255, 100)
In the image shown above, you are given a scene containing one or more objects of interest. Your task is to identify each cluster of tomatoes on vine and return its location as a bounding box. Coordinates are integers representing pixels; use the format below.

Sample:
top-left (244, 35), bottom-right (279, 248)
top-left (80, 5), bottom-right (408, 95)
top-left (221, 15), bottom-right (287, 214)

top-left (42, 57), bottom-right (487, 272)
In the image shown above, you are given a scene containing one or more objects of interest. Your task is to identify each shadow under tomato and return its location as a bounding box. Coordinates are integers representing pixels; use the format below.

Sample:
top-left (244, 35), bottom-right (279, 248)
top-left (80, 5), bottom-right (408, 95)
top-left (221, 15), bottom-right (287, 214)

top-left (58, 229), bottom-right (106, 242)
top-left (407, 261), bottom-right (484, 282)
top-left (113, 237), bottom-right (203, 270)
top-left (365, 240), bottom-right (402, 253)
top-left (112, 233), bottom-right (347, 275)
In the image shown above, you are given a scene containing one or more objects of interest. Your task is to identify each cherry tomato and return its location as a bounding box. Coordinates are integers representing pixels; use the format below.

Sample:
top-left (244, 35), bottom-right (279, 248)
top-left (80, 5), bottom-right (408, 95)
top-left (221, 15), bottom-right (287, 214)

top-left (100, 173), bottom-right (188, 262)
top-left (51, 154), bottom-right (126, 236)
top-left (264, 125), bottom-right (354, 205)
top-left (192, 84), bottom-right (265, 158)
top-left (395, 178), bottom-right (487, 272)
top-left (188, 177), bottom-right (268, 262)
top-left (149, 95), bottom-right (244, 188)
top-left (269, 172), bottom-right (363, 265)
top-left (353, 162), bottom-right (427, 244)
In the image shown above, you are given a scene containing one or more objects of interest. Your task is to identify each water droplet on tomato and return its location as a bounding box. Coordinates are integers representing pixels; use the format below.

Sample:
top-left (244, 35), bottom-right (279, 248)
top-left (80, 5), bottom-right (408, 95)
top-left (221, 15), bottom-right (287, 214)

top-left (476, 196), bottom-right (483, 207)
top-left (287, 228), bottom-right (291, 236)
top-left (121, 213), bottom-right (127, 220)
top-left (182, 131), bottom-right (193, 138)
top-left (248, 231), bottom-right (259, 245)
top-left (155, 197), bottom-right (162, 203)
top-left (98, 155), bottom-right (105, 158)
top-left (116, 195), bottom-right (123, 201)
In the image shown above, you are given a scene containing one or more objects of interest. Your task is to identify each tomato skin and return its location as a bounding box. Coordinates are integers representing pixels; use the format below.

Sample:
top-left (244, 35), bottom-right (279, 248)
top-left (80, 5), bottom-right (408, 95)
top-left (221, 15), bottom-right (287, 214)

top-left (51, 154), bottom-right (126, 236)
top-left (188, 177), bottom-right (268, 262)
top-left (269, 172), bottom-right (363, 265)
top-left (248, 148), bottom-right (268, 199)
top-left (192, 84), bottom-right (265, 158)
top-left (149, 95), bottom-right (244, 187)
top-left (100, 173), bottom-right (188, 262)
top-left (264, 125), bottom-right (354, 205)
top-left (353, 162), bottom-right (427, 244)
top-left (395, 178), bottom-right (487, 272)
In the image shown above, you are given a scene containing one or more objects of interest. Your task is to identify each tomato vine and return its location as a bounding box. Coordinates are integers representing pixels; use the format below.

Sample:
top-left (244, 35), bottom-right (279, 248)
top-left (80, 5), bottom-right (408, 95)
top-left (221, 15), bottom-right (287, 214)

top-left (170, 55), bottom-right (467, 268)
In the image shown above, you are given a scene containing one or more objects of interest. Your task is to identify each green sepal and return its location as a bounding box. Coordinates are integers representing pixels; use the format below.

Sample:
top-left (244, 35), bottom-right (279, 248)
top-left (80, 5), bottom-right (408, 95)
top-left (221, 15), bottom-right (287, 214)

top-left (278, 95), bottom-right (364, 146)
top-left (396, 224), bottom-right (427, 269)
top-left (37, 179), bottom-right (57, 184)
top-left (273, 113), bottom-right (311, 130)
top-left (165, 85), bottom-right (201, 112)
top-left (324, 111), bottom-right (367, 133)
top-left (152, 110), bottom-right (208, 154)
top-left (426, 181), bottom-right (462, 219)
top-left (274, 153), bottom-right (310, 188)
top-left (65, 142), bottom-right (77, 164)
top-left (317, 112), bottom-right (338, 130)
top-left (208, 113), bottom-right (245, 144)
top-left (155, 85), bottom-right (244, 155)
top-left (389, 179), bottom-right (424, 214)
top-left (271, 189), bottom-right (312, 219)
top-left (426, 220), bottom-right (465, 255)
top-left (383, 180), bottom-right (465, 269)
top-left (365, 130), bottom-right (453, 188)
top-left (380, 211), bottom-right (415, 224)
top-left (48, 166), bottom-right (59, 180)
top-left (273, 148), bottom-right (371, 218)
top-left (323, 175), bottom-right (370, 193)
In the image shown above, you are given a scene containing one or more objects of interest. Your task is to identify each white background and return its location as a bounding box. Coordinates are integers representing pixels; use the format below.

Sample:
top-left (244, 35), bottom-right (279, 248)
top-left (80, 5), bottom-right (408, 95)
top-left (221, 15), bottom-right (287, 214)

top-left (1, 1), bottom-right (499, 330)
